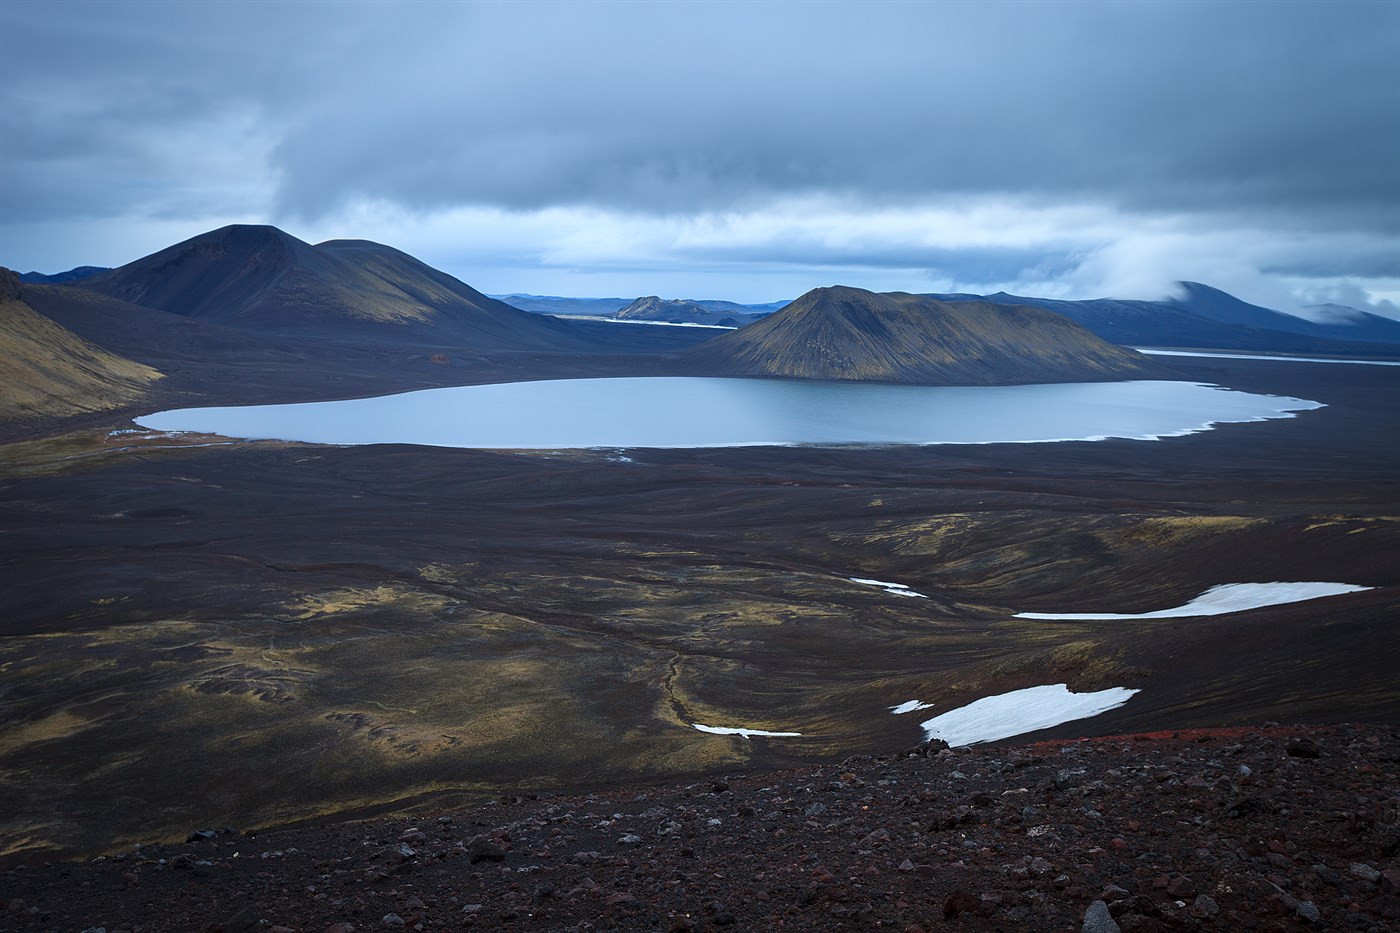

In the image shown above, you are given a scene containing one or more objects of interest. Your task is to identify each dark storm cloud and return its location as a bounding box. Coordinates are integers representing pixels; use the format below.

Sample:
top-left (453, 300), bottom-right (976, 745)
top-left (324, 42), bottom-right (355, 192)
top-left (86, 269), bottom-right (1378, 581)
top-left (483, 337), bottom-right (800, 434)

top-left (278, 1), bottom-right (1400, 232)
top-left (3, 1), bottom-right (1396, 228)
top-left (2, 0), bottom-right (1397, 307)
top-left (1265, 253), bottom-right (1400, 280)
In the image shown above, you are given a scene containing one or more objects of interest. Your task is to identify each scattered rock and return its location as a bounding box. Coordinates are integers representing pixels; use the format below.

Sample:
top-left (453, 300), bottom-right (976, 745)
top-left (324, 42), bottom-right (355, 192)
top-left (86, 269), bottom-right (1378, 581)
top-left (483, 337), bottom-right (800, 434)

top-left (942, 890), bottom-right (979, 919)
top-left (221, 906), bottom-right (261, 933)
top-left (857, 828), bottom-right (891, 847)
top-left (467, 835), bottom-right (507, 863)
top-left (1350, 861), bottom-right (1381, 882)
top-left (1190, 894), bottom-right (1219, 918)
top-left (1286, 737), bottom-right (1321, 758)
top-left (0, 724), bottom-right (1392, 932)
top-left (1166, 875), bottom-right (1195, 898)
top-left (1082, 899), bottom-right (1121, 933)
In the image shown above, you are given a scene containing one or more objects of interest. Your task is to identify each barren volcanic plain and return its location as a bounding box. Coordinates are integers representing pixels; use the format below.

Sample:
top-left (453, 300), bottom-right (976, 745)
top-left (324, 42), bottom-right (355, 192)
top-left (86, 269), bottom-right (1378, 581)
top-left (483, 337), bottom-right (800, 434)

top-left (2, 331), bottom-right (1397, 868)
top-left (1, 231), bottom-right (1398, 883)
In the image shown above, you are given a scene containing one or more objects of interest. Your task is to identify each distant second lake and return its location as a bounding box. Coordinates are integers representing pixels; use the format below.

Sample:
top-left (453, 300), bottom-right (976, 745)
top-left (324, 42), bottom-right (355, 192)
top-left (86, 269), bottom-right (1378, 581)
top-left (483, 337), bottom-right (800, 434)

top-left (135, 377), bottom-right (1323, 450)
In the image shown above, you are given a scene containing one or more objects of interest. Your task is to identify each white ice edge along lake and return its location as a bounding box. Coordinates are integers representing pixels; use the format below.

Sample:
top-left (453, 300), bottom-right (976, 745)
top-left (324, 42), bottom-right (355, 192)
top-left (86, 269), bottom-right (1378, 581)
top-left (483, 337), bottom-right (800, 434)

top-left (1016, 581), bottom-right (1372, 620)
top-left (136, 377), bottom-right (1324, 450)
top-left (1135, 348), bottom-right (1400, 366)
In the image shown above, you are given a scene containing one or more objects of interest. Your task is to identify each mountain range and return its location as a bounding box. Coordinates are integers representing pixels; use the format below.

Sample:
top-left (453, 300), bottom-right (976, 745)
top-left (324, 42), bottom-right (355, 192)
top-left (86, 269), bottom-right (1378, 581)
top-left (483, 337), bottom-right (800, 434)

top-left (684, 286), bottom-right (1157, 384)
top-left (497, 284), bottom-right (1400, 357)
top-left (60, 227), bottom-right (1157, 387)
top-left (8, 224), bottom-right (1399, 431)
top-left (18, 266), bottom-right (111, 284)
top-left (24, 237), bottom-right (1399, 358)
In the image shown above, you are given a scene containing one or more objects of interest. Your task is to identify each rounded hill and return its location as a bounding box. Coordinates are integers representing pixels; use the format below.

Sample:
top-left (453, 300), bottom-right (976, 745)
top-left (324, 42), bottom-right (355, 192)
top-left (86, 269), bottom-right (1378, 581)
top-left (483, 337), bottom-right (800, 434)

top-left (684, 285), bottom-right (1159, 384)
top-left (76, 225), bottom-right (596, 350)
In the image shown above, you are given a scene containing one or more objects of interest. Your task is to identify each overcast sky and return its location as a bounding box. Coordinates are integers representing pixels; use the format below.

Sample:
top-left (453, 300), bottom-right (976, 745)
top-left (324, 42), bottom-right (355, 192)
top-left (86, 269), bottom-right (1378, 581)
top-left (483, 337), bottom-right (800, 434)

top-left (2, 0), bottom-right (1397, 315)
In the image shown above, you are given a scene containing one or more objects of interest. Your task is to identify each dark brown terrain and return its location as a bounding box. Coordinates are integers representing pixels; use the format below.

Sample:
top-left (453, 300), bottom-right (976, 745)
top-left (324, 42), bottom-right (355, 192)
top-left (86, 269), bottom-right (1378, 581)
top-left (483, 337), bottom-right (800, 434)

top-left (1, 352), bottom-right (1395, 867)
top-left (0, 235), bottom-right (1396, 930)
top-left (2, 725), bottom-right (1396, 931)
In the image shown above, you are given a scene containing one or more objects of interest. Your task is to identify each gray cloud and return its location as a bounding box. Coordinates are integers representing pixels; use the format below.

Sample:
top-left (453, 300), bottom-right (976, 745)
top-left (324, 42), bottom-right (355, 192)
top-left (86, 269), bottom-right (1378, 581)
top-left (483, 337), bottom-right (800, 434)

top-left (679, 239), bottom-right (1085, 285)
top-left (1, 0), bottom-right (1397, 307)
top-left (6, 2), bottom-right (1396, 220)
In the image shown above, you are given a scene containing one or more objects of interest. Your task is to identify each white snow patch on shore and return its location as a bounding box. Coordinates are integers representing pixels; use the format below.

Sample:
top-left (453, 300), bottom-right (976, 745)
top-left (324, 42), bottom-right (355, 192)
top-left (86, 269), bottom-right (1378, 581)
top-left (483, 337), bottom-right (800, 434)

top-left (850, 577), bottom-right (927, 598)
top-left (1015, 582), bottom-right (1372, 620)
top-left (919, 684), bottom-right (1139, 745)
top-left (889, 700), bottom-right (934, 715)
top-left (692, 723), bottom-right (802, 738)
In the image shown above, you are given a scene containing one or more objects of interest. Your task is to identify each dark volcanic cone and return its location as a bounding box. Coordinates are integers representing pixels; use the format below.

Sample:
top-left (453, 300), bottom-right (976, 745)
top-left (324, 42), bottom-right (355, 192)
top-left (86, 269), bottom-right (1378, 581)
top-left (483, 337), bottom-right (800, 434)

top-left (0, 268), bottom-right (162, 419)
top-left (684, 285), bottom-right (1159, 384)
top-left (77, 225), bottom-right (591, 349)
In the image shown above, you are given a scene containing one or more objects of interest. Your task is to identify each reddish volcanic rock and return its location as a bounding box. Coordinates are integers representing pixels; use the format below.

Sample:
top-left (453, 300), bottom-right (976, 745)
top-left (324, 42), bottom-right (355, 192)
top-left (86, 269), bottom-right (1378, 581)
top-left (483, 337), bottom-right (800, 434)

top-left (1, 723), bottom-right (1396, 932)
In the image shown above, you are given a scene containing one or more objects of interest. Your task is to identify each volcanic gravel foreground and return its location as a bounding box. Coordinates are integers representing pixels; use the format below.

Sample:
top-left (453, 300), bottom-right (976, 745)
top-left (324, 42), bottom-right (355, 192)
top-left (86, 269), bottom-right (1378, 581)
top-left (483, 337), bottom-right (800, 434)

top-left (3, 724), bottom-right (1397, 932)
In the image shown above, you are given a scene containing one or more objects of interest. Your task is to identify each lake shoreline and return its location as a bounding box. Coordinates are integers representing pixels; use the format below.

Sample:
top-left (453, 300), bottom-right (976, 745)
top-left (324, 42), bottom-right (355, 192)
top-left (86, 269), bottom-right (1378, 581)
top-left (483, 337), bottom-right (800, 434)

top-left (133, 377), bottom-right (1323, 450)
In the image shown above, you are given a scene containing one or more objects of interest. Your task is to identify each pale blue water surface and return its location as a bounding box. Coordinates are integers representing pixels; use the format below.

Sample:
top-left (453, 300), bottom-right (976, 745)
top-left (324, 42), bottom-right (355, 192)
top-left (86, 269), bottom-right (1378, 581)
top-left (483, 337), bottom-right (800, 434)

top-left (135, 377), bottom-right (1323, 450)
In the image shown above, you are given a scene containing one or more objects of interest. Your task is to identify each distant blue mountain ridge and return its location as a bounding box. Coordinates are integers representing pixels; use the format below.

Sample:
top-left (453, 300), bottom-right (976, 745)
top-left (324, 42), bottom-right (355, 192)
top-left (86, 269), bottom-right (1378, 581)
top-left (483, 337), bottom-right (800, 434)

top-left (19, 266), bottom-right (111, 284)
top-left (926, 282), bottom-right (1400, 356)
top-left (499, 282), bottom-right (1398, 355)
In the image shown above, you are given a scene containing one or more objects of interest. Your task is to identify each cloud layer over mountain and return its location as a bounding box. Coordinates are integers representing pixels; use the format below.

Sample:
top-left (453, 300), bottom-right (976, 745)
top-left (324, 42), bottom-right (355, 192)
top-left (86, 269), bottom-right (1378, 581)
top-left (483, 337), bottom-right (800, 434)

top-left (2, 1), bottom-right (1396, 313)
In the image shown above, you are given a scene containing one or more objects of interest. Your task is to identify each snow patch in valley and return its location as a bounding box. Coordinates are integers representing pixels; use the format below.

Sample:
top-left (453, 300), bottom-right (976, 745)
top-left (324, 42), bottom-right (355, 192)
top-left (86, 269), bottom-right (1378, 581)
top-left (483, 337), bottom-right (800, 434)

top-left (1015, 582), bottom-right (1372, 620)
top-left (850, 577), bottom-right (927, 598)
top-left (889, 700), bottom-right (934, 715)
top-left (692, 723), bottom-right (802, 738)
top-left (916, 684), bottom-right (1140, 746)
